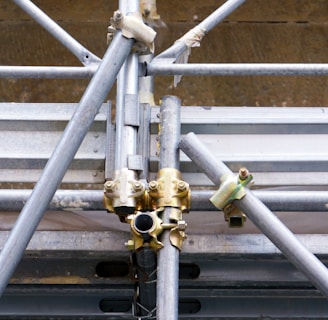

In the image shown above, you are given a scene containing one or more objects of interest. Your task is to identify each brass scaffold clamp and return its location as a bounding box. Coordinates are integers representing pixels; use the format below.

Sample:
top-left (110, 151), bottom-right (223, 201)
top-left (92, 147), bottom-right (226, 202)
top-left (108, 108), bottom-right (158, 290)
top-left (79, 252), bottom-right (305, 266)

top-left (147, 168), bottom-right (191, 250)
top-left (210, 167), bottom-right (253, 227)
top-left (103, 168), bottom-right (149, 221)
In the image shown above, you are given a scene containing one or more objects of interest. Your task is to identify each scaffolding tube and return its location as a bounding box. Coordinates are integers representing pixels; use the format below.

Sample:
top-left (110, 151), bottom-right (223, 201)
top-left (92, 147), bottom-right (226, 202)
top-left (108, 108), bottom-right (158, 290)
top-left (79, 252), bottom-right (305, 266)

top-left (1, 189), bottom-right (328, 212)
top-left (157, 96), bottom-right (181, 320)
top-left (179, 132), bottom-right (328, 299)
top-left (0, 32), bottom-right (134, 297)
top-left (153, 0), bottom-right (246, 63)
top-left (145, 63), bottom-right (328, 76)
top-left (0, 63), bottom-right (327, 79)
top-left (12, 0), bottom-right (101, 65)
top-left (0, 66), bottom-right (97, 79)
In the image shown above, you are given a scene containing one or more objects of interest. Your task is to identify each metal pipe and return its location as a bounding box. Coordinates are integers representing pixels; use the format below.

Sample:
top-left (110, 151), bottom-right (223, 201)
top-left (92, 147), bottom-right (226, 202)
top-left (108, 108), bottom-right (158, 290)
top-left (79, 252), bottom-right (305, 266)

top-left (134, 213), bottom-right (155, 241)
top-left (179, 132), bottom-right (328, 299)
top-left (145, 63), bottom-right (328, 76)
top-left (134, 247), bottom-right (157, 317)
top-left (2, 63), bottom-right (326, 79)
top-left (1, 189), bottom-right (328, 212)
top-left (0, 66), bottom-right (98, 79)
top-left (157, 96), bottom-right (181, 320)
top-left (114, 1), bottom-right (139, 170)
top-left (153, 0), bottom-right (246, 62)
top-left (11, 0), bottom-right (101, 65)
top-left (0, 32), bottom-right (134, 297)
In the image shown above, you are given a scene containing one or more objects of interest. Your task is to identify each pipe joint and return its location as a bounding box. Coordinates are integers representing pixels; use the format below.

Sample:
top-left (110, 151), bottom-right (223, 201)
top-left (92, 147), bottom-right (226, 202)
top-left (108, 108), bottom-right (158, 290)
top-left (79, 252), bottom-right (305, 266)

top-left (210, 167), bottom-right (253, 227)
top-left (108, 10), bottom-right (156, 53)
top-left (148, 168), bottom-right (190, 213)
top-left (126, 211), bottom-right (164, 251)
top-left (104, 168), bottom-right (149, 221)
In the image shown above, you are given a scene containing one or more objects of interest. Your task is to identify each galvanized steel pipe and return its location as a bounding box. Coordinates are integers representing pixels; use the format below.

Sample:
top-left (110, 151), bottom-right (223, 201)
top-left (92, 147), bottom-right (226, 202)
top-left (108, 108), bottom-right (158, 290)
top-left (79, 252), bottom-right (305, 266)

top-left (0, 32), bottom-right (134, 297)
top-left (12, 0), bottom-right (101, 65)
top-left (157, 96), bottom-right (182, 320)
top-left (179, 132), bottom-right (328, 299)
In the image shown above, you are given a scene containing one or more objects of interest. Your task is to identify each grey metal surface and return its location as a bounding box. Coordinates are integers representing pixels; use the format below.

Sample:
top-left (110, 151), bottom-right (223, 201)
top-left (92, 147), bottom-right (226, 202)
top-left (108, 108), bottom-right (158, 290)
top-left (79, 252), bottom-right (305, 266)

top-left (0, 65), bottom-right (97, 78)
top-left (157, 96), bottom-right (182, 320)
top-left (146, 63), bottom-right (328, 76)
top-left (179, 132), bottom-right (328, 299)
top-left (3, 189), bottom-right (328, 212)
top-left (0, 32), bottom-right (134, 297)
top-left (0, 103), bottom-right (107, 184)
top-left (3, 105), bottom-right (328, 187)
top-left (150, 106), bottom-right (328, 187)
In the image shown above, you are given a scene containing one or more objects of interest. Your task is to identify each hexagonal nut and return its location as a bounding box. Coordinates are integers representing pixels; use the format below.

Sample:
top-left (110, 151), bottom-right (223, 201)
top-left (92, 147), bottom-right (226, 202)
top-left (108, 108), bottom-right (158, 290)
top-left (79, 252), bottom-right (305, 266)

top-left (125, 239), bottom-right (135, 250)
top-left (177, 220), bottom-right (187, 231)
top-left (104, 180), bottom-right (115, 192)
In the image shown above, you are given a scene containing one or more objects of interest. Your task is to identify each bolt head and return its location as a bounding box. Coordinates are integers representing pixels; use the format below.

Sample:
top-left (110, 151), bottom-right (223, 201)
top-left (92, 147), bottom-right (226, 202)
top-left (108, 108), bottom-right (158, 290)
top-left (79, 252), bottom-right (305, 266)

top-left (113, 10), bottom-right (123, 22)
top-left (177, 181), bottom-right (186, 191)
top-left (239, 167), bottom-right (249, 180)
top-left (133, 181), bottom-right (143, 192)
top-left (104, 181), bottom-right (114, 191)
top-left (125, 240), bottom-right (135, 250)
top-left (177, 220), bottom-right (187, 231)
top-left (148, 181), bottom-right (158, 191)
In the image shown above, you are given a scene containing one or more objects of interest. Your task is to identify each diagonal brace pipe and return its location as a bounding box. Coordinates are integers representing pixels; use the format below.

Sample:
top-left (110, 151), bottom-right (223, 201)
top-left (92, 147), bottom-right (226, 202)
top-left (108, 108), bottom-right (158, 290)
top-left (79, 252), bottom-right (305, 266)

top-left (12, 0), bottom-right (101, 65)
top-left (179, 132), bottom-right (328, 299)
top-left (152, 0), bottom-right (246, 64)
top-left (0, 31), bottom-right (134, 297)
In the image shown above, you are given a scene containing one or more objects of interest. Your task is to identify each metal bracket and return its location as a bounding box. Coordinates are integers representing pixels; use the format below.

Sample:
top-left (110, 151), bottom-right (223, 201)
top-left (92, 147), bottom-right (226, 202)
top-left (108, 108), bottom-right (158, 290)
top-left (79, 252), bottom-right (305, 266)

top-left (210, 167), bottom-right (253, 227)
top-left (108, 10), bottom-right (156, 53)
top-left (103, 168), bottom-right (148, 220)
top-left (148, 168), bottom-right (191, 212)
top-left (126, 210), bottom-right (164, 251)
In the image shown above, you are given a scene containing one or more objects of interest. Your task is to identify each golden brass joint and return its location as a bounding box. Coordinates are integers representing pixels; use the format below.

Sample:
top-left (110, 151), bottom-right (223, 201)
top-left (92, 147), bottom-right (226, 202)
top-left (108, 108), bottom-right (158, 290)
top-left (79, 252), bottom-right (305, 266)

top-left (148, 168), bottom-right (190, 212)
top-left (126, 211), bottom-right (164, 251)
top-left (103, 168), bottom-right (148, 220)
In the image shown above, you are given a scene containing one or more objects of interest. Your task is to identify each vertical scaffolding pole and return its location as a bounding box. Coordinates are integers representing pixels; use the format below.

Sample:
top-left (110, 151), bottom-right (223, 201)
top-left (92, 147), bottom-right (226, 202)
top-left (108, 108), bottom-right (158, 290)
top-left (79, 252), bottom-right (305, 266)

top-left (157, 96), bottom-right (181, 320)
top-left (114, 0), bottom-right (139, 171)
top-left (179, 132), bottom-right (328, 299)
top-left (0, 32), bottom-right (134, 297)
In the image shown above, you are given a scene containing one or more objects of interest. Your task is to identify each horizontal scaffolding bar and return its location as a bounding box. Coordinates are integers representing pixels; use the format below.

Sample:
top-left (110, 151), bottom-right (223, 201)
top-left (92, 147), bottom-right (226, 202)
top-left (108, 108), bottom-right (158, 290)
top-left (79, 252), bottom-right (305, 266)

top-left (0, 66), bottom-right (97, 79)
top-left (1, 189), bottom-right (328, 212)
top-left (1, 63), bottom-right (327, 79)
top-left (145, 63), bottom-right (328, 76)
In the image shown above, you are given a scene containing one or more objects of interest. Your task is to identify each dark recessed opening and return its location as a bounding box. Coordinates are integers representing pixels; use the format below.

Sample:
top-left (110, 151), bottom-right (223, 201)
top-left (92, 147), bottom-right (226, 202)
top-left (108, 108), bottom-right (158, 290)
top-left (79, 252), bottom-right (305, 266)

top-left (229, 216), bottom-right (244, 227)
top-left (179, 263), bottom-right (200, 279)
top-left (134, 213), bottom-right (154, 232)
top-left (179, 298), bottom-right (201, 314)
top-left (96, 261), bottom-right (129, 278)
top-left (99, 298), bottom-right (131, 313)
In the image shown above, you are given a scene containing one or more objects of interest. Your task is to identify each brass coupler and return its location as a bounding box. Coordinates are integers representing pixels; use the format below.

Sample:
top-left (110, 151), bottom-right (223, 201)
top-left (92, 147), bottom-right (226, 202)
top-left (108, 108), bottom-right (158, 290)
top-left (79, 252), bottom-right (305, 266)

top-left (148, 168), bottom-right (190, 250)
top-left (210, 167), bottom-right (253, 227)
top-left (104, 168), bottom-right (148, 222)
top-left (125, 210), bottom-right (164, 251)
top-left (148, 168), bottom-right (190, 212)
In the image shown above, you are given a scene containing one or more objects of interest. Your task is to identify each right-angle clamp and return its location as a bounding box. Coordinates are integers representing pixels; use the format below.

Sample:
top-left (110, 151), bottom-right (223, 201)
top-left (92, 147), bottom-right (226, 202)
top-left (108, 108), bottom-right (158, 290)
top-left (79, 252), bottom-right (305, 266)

top-left (210, 167), bottom-right (253, 227)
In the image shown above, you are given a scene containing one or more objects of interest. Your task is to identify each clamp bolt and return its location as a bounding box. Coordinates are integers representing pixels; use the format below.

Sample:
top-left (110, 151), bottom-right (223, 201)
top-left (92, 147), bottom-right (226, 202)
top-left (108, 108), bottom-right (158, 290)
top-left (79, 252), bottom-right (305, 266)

top-left (113, 10), bottom-right (123, 23)
top-left (177, 220), bottom-right (187, 231)
top-left (125, 239), bottom-right (135, 250)
top-left (239, 167), bottom-right (249, 180)
top-left (104, 181), bottom-right (115, 191)
top-left (177, 181), bottom-right (187, 191)
top-left (133, 181), bottom-right (143, 192)
top-left (149, 181), bottom-right (159, 191)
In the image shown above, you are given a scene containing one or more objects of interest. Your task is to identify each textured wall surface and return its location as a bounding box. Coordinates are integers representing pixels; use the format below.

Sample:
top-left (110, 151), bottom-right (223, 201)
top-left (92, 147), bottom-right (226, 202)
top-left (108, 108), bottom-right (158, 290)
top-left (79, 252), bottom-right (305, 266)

top-left (0, 0), bottom-right (327, 106)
